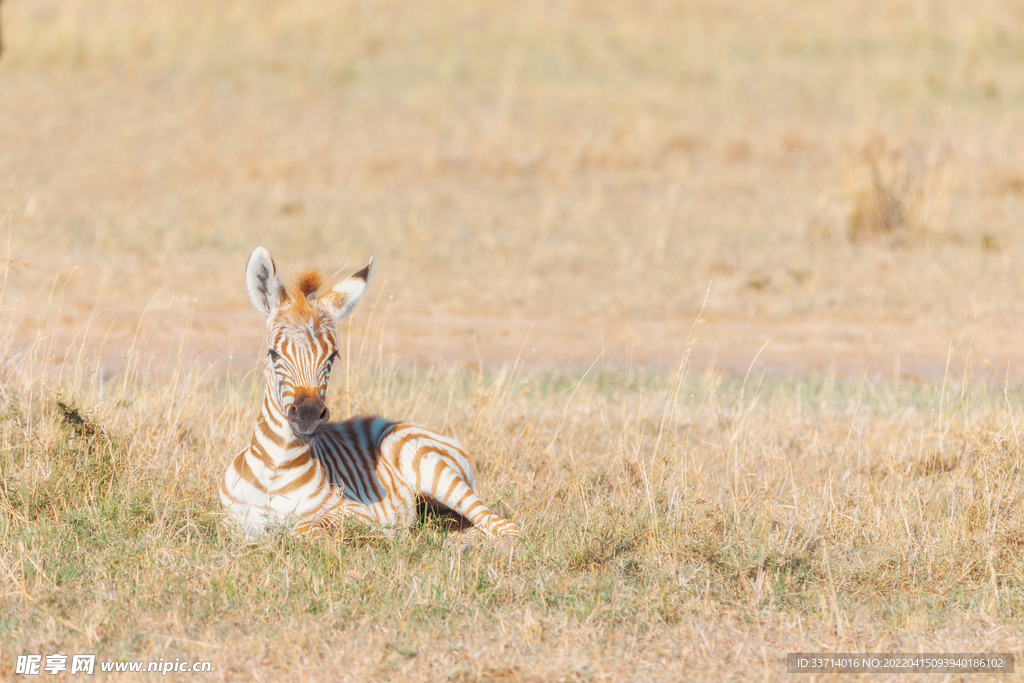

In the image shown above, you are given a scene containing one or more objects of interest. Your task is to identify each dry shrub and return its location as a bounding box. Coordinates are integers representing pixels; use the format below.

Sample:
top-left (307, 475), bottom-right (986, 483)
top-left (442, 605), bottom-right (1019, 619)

top-left (845, 136), bottom-right (957, 245)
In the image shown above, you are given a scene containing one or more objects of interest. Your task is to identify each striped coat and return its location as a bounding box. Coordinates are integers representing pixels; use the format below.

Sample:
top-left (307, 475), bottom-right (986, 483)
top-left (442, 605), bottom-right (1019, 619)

top-left (220, 247), bottom-right (519, 541)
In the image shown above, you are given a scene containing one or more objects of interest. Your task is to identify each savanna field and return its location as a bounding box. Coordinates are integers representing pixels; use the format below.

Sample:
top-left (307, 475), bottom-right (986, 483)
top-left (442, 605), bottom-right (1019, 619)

top-left (2, 1), bottom-right (1024, 680)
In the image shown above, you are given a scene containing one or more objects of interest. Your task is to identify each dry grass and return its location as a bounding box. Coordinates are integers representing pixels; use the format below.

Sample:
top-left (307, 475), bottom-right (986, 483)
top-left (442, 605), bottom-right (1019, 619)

top-left (1, 308), bottom-right (1023, 681)
top-left (2, 1), bottom-right (1024, 680)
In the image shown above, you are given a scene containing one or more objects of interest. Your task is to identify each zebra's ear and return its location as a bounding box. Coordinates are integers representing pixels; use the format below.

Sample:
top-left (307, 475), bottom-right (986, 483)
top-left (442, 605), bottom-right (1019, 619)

top-left (245, 247), bottom-right (287, 316)
top-left (319, 257), bottom-right (373, 323)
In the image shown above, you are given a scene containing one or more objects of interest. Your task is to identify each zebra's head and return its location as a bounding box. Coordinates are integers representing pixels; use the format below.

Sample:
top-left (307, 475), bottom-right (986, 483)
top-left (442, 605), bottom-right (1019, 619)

top-left (245, 247), bottom-right (372, 439)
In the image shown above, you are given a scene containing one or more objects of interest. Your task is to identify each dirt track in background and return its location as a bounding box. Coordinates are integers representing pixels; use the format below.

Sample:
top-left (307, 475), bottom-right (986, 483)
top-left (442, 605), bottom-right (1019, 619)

top-left (8, 303), bottom-right (1024, 385)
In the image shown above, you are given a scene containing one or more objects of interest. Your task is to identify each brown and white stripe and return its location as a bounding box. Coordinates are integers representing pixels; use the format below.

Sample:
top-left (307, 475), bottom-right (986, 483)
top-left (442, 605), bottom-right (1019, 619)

top-left (220, 247), bottom-right (519, 541)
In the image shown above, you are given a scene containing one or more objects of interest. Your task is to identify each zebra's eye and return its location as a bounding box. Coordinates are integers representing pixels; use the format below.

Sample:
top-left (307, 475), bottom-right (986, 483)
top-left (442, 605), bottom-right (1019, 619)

top-left (267, 348), bottom-right (281, 361)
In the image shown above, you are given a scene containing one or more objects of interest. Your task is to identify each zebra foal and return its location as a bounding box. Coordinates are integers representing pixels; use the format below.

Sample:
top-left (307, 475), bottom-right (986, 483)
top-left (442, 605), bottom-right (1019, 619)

top-left (221, 247), bottom-right (520, 542)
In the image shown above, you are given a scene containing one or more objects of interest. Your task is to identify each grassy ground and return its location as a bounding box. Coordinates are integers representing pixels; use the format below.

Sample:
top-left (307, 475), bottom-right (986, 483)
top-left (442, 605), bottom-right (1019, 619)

top-left (1, 316), bottom-right (1023, 680)
top-left (2, 0), bottom-right (1024, 680)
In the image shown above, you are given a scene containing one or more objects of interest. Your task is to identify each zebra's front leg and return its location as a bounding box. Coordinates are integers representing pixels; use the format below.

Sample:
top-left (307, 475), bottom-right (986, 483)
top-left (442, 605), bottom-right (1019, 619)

top-left (293, 494), bottom-right (389, 539)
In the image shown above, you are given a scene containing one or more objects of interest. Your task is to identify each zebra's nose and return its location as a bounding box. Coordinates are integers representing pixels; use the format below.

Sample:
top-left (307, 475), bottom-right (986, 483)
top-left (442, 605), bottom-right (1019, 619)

top-left (287, 393), bottom-right (330, 437)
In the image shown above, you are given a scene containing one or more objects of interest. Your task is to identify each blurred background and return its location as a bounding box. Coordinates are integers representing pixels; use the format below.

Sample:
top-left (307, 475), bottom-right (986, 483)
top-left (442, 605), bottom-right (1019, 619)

top-left (2, 0), bottom-right (1024, 379)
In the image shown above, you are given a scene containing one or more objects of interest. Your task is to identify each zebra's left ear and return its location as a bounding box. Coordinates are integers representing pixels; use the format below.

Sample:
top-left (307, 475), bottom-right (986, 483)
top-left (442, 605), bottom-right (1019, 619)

top-left (319, 257), bottom-right (373, 323)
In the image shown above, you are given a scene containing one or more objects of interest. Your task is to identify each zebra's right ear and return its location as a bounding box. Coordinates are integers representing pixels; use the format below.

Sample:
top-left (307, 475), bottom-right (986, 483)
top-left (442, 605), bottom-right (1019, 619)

top-left (245, 247), bottom-right (287, 316)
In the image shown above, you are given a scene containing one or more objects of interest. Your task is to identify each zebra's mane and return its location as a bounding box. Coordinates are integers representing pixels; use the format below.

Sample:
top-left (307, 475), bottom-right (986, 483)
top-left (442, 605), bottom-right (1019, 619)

top-left (294, 270), bottom-right (323, 298)
top-left (285, 270), bottom-right (325, 320)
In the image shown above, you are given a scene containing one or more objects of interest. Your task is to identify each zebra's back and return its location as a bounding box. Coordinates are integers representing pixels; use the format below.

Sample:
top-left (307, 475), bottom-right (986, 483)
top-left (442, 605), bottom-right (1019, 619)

top-left (312, 415), bottom-right (399, 494)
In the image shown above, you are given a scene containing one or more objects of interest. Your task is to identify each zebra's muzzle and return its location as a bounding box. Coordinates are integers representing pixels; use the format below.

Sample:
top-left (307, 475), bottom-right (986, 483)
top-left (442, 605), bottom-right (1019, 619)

top-left (287, 393), bottom-right (330, 438)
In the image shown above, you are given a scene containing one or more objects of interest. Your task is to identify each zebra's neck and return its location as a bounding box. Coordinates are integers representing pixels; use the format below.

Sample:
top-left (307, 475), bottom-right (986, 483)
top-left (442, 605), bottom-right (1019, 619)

top-left (222, 387), bottom-right (327, 538)
top-left (249, 391), bottom-right (312, 468)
